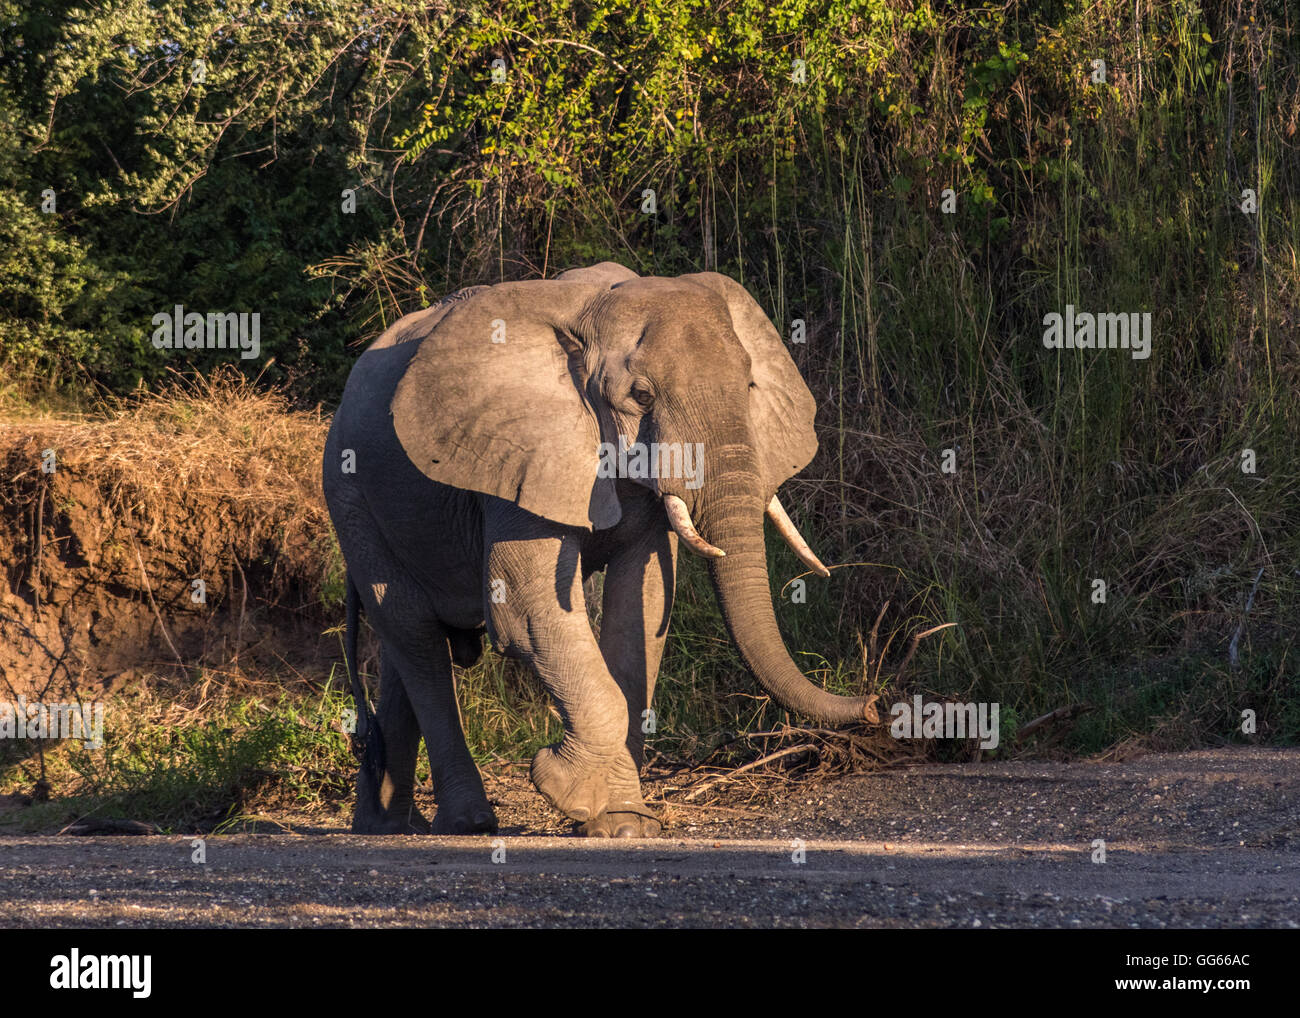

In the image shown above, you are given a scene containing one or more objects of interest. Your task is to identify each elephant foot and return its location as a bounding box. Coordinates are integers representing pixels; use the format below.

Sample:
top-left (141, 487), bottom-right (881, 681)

top-left (431, 803), bottom-right (499, 835)
top-left (579, 809), bottom-right (662, 839)
top-left (530, 745), bottom-right (610, 822)
top-left (352, 803), bottom-right (432, 835)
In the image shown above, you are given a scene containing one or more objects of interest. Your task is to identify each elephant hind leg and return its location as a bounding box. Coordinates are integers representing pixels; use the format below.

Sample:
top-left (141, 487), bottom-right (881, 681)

top-left (382, 628), bottom-right (497, 836)
top-left (352, 656), bottom-right (431, 835)
top-left (337, 520), bottom-right (495, 835)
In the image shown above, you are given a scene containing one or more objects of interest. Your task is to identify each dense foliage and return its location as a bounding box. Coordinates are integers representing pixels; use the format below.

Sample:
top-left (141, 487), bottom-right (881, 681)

top-left (1, 1), bottom-right (1296, 741)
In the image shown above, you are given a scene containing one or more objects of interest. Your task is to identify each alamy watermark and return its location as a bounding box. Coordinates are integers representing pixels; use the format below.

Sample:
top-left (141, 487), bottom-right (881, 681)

top-left (50, 950), bottom-right (150, 998)
top-left (1042, 305), bottom-right (1151, 360)
top-left (0, 697), bottom-right (104, 748)
top-left (889, 696), bottom-right (999, 750)
top-left (596, 436), bottom-right (705, 490)
top-left (151, 304), bottom-right (261, 360)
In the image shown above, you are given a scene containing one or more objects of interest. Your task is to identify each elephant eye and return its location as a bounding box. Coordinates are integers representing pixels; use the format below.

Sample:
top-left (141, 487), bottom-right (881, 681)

top-left (631, 383), bottom-right (655, 409)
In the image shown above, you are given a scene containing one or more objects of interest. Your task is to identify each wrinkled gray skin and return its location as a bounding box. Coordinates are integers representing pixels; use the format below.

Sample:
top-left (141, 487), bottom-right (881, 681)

top-left (323, 262), bottom-right (875, 838)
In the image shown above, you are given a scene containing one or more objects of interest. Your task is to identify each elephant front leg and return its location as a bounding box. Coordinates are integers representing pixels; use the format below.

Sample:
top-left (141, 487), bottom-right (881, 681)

top-left (599, 521), bottom-right (676, 772)
top-left (484, 503), bottom-right (654, 834)
top-left (580, 524), bottom-right (676, 838)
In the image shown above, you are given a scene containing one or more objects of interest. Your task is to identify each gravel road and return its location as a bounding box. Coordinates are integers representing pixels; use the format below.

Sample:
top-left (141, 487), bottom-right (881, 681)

top-left (2, 747), bottom-right (1297, 928)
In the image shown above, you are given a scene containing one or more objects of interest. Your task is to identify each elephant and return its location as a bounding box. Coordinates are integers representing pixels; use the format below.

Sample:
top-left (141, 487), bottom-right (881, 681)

top-left (322, 261), bottom-right (876, 838)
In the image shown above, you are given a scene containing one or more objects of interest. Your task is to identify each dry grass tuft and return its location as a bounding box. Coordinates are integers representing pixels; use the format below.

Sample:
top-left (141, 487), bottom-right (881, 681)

top-left (0, 367), bottom-right (331, 598)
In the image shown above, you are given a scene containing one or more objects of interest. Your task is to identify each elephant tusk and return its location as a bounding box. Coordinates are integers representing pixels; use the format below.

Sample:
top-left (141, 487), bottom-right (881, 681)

top-left (766, 495), bottom-right (831, 578)
top-left (662, 495), bottom-right (726, 559)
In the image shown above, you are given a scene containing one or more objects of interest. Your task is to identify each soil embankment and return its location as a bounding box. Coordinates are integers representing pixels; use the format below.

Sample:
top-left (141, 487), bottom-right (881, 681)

top-left (0, 377), bottom-right (336, 702)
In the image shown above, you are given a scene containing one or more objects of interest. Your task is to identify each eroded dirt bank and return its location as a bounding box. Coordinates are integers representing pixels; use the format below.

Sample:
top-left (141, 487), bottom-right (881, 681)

top-left (0, 382), bottom-right (336, 701)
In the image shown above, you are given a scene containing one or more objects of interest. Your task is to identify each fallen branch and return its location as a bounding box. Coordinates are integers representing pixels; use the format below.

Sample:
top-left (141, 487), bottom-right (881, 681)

top-left (1017, 703), bottom-right (1093, 739)
top-left (59, 817), bottom-right (161, 836)
top-left (1228, 566), bottom-right (1266, 670)
top-left (683, 744), bottom-right (816, 801)
top-left (891, 622), bottom-right (958, 686)
top-left (657, 801), bottom-right (769, 818)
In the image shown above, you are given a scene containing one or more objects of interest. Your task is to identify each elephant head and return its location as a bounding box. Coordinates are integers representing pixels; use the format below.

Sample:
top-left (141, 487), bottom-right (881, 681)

top-left (389, 262), bottom-right (874, 722)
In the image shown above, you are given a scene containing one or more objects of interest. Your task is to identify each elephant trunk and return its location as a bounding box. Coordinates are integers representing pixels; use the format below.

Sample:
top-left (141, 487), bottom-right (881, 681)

top-left (690, 450), bottom-right (874, 724)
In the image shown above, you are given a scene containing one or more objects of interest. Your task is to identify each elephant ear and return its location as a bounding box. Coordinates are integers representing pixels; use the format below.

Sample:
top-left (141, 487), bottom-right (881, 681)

top-left (391, 278), bottom-right (624, 531)
top-left (681, 272), bottom-right (819, 497)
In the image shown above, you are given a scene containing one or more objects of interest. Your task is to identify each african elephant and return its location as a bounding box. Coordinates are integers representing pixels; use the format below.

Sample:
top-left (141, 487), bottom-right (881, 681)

top-left (323, 261), bottom-right (875, 838)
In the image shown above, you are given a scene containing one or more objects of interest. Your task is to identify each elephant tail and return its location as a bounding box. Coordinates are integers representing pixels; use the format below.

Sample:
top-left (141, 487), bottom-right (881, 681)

top-left (344, 573), bottom-right (386, 784)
